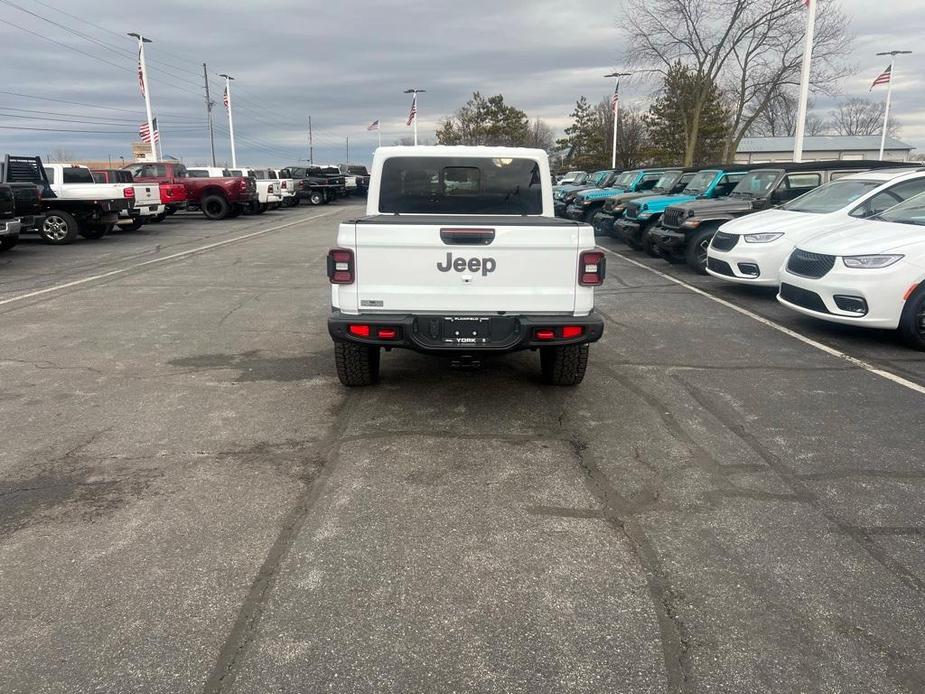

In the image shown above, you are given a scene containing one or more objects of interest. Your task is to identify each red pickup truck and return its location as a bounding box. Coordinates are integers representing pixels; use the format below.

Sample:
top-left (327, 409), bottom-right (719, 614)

top-left (123, 162), bottom-right (257, 220)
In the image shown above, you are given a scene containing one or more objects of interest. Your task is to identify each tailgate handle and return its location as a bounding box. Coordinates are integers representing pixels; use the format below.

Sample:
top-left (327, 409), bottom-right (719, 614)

top-left (440, 228), bottom-right (495, 245)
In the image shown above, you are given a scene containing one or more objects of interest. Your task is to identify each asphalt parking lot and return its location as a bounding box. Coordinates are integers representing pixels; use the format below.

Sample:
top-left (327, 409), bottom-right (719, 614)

top-left (2, 203), bottom-right (924, 693)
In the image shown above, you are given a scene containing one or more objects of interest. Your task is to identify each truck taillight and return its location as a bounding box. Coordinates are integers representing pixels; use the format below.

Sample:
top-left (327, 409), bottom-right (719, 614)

top-left (124, 187), bottom-right (135, 199)
top-left (579, 250), bottom-right (606, 286)
top-left (327, 248), bottom-right (354, 284)
top-left (281, 181), bottom-right (288, 189)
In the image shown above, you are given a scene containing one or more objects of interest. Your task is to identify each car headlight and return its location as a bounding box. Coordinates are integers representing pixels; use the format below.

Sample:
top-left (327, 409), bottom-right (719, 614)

top-left (743, 232), bottom-right (784, 243)
top-left (681, 217), bottom-right (701, 228)
top-left (842, 254), bottom-right (904, 269)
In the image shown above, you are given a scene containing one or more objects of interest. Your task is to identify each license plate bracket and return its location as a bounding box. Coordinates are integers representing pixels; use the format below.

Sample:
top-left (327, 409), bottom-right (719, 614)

top-left (442, 316), bottom-right (490, 345)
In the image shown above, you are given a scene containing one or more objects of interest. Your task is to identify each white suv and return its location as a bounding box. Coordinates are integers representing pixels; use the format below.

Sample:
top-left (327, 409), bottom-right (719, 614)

top-left (706, 168), bottom-right (925, 286)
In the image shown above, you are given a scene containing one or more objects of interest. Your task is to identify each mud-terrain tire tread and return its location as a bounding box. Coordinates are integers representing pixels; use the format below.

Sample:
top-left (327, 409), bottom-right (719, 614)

top-left (540, 344), bottom-right (589, 385)
top-left (334, 340), bottom-right (381, 386)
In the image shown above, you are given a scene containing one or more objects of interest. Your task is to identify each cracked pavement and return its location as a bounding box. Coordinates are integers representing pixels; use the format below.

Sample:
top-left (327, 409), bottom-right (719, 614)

top-left (1, 204), bottom-right (924, 693)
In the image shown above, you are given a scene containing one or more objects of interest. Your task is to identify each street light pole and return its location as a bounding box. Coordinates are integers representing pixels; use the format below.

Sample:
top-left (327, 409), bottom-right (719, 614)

top-left (876, 50), bottom-right (911, 160)
top-left (128, 32), bottom-right (157, 161)
top-left (605, 72), bottom-right (631, 169)
top-left (219, 73), bottom-right (236, 168)
top-left (203, 63), bottom-right (216, 167)
top-left (404, 89), bottom-right (426, 146)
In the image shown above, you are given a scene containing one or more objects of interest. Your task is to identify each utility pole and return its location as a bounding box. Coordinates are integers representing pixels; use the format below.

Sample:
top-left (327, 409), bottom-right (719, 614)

top-left (605, 72), bottom-right (631, 169)
top-left (404, 89), bottom-right (425, 146)
top-left (792, 0), bottom-right (817, 163)
top-left (219, 73), bottom-right (236, 168)
top-left (129, 32), bottom-right (157, 161)
top-left (345, 136), bottom-right (349, 166)
top-left (876, 50), bottom-right (912, 160)
top-left (203, 63), bottom-right (216, 167)
top-left (308, 116), bottom-right (314, 165)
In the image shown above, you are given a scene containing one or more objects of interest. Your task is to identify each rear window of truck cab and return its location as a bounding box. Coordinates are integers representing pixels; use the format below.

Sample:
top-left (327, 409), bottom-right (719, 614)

top-left (378, 156), bottom-right (543, 215)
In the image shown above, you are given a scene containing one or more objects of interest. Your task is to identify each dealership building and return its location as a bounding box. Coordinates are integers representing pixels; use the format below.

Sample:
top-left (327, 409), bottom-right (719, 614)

top-left (734, 135), bottom-right (915, 163)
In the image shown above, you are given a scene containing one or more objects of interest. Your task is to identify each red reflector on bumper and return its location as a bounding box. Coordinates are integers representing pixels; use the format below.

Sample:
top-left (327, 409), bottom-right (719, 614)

top-left (348, 324), bottom-right (370, 337)
top-left (562, 326), bottom-right (584, 338)
top-left (535, 329), bottom-right (555, 340)
top-left (377, 328), bottom-right (397, 339)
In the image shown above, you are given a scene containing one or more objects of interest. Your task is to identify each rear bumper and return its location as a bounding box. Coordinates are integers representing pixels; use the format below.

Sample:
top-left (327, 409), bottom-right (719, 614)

top-left (15, 214), bottom-right (43, 231)
top-left (328, 311), bottom-right (604, 354)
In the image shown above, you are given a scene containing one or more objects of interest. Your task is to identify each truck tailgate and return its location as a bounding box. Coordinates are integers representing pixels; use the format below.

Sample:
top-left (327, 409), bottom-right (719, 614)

top-left (353, 220), bottom-right (580, 313)
top-left (132, 183), bottom-right (160, 207)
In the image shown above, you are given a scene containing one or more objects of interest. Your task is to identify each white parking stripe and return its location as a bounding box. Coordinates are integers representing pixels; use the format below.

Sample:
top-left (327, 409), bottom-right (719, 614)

top-left (602, 248), bottom-right (925, 397)
top-left (0, 209), bottom-right (342, 309)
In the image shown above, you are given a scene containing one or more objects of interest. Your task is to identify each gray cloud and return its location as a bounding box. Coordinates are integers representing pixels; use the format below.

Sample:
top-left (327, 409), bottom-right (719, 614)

top-left (0, 0), bottom-right (921, 167)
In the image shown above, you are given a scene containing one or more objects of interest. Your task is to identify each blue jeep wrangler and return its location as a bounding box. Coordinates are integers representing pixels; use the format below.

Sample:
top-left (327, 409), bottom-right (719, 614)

top-left (615, 166), bottom-right (753, 254)
top-left (565, 168), bottom-right (674, 223)
top-left (590, 169), bottom-right (694, 237)
top-left (554, 169), bottom-right (618, 217)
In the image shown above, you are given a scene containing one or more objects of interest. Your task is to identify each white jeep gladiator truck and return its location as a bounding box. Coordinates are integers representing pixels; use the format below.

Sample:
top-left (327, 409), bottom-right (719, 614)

top-left (326, 146), bottom-right (605, 386)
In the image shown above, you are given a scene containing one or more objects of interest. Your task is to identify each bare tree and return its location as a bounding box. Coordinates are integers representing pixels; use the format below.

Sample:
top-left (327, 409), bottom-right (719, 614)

top-left (48, 147), bottom-right (76, 162)
top-left (622, 0), bottom-right (851, 163)
top-left (525, 118), bottom-right (555, 151)
top-left (748, 90), bottom-right (827, 136)
top-left (828, 97), bottom-right (897, 137)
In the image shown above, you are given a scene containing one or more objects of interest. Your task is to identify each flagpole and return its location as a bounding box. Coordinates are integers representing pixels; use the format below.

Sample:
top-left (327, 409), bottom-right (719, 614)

top-left (378, 119), bottom-right (381, 149)
top-left (878, 56), bottom-right (894, 161)
top-left (220, 74), bottom-right (237, 168)
top-left (404, 89), bottom-right (425, 146)
top-left (129, 33), bottom-right (157, 161)
top-left (605, 72), bottom-right (630, 169)
top-left (792, 0), bottom-right (816, 163)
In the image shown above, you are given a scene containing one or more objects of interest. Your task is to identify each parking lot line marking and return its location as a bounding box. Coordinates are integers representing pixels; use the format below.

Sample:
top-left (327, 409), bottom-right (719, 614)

top-left (602, 248), bottom-right (925, 397)
top-left (0, 209), bottom-right (342, 309)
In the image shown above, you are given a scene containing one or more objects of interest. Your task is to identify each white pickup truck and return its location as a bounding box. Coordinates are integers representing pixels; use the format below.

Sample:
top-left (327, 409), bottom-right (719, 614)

top-left (326, 146), bottom-right (606, 386)
top-left (255, 168), bottom-right (298, 207)
top-left (228, 168), bottom-right (282, 213)
top-left (1, 158), bottom-right (134, 244)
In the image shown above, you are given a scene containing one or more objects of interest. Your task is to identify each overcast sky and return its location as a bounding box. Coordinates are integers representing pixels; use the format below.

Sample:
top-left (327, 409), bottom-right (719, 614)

top-left (1, 0), bottom-right (922, 167)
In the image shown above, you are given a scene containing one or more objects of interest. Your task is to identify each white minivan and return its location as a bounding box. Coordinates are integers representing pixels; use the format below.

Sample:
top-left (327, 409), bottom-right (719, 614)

top-left (706, 168), bottom-right (925, 286)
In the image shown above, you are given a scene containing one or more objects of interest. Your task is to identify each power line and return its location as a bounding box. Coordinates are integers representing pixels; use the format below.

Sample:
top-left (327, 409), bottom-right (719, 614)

top-left (0, 125), bottom-right (138, 134)
top-left (0, 92), bottom-right (144, 115)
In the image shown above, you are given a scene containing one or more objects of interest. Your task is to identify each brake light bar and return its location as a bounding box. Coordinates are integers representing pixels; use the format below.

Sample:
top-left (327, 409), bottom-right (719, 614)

top-left (348, 324), bottom-right (370, 337)
top-left (579, 250), bottom-right (606, 286)
top-left (327, 248), bottom-right (355, 284)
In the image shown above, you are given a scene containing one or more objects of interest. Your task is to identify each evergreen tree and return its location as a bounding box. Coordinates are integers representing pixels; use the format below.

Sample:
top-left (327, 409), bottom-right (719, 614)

top-left (556, 97), bottom-right (607, 170)
top-left (644, 63), bottom-right (730, 165)
top-left (436, 92), bottom-right (532, 147)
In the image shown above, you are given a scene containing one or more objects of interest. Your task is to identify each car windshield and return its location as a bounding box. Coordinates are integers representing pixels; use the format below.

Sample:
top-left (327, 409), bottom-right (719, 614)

top-left (612, 171), bottom-right (637, 189)
top-left (591, 171), bottom-right (611, 184)
top-left (730, 170), bottom-right (780, 197)
top-left (652, 172), bottom-right (682, 192)
top-left (876, 191), bottom-right (925, 226)
top-left (781, 179), bottom-right (882, 213)
top-left (570, 173), bottom-right (588, 186)
top-left (683, 170), bottom-right (719, 195)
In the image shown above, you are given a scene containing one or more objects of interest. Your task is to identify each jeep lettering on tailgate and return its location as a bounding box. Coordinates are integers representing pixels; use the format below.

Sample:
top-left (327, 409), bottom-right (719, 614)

top-left (436, 252), bottom-right (496, 276)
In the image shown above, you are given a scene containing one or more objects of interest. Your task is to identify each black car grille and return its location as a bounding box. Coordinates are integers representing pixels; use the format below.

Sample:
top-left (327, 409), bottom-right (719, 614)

top-left (786, 249), bottom-right (835, 279)
top-left (780, 283), bottom-right (830, 313)
top-left (707, 257), bottom-right (735, 276)
top-left (710, 231), bottom-right (739, 252)
top-left (663, 207), bottom-right (685, 229)
top-left (624, 202), bottom-right (641, 220)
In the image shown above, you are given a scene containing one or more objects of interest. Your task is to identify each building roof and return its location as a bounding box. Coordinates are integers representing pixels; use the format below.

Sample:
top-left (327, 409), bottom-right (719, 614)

top-left (736, 135), bottom-right (914, 153)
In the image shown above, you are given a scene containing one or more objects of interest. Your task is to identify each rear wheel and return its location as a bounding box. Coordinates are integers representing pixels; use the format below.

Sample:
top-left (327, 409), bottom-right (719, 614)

top-left (289, 197), bottom-right (300, 207)
top-left (899, 284), bottom-right (925, 351)
top-left (540, 344), bottom-right (589, 386)
top-left (309, 191), bottom-right (324, 205)
top-left (201, 194), bottom-right (230, 220)
top-left (685, 227), bottom-right (717, 274)
top-left (40, 210), bottom-right (79, 244)
top-left (334, 340), bottom-right (381, 386)
top-left (257, 203), bottom-right (268, 214)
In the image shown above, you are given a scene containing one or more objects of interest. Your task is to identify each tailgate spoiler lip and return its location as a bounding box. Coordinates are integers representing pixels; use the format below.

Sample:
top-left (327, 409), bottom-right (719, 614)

top-left (348, 214), bottom-right (586, 227)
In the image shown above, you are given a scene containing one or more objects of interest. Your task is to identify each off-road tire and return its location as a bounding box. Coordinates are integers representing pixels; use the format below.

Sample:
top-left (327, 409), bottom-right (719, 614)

top-left (899, 284), bottom-right (925, 351)
top-left (0, 236), bottom-right (18, 251)
top-left (685, 226), bottom-right (717, 274)
top-left (202, 194), bottom-right (231, 220)
top-left (334, 340), bottom-right (381, 386)
top-left (40, 209), bottom-right (79, 244)
top-left (540, 344), bottom-right (589, 386)
top-left (309, 191), bottom-right (324, 206)
top-left (257, 203), bottom-right (268, 214)
top-left (289, 197), bottom-right (300, 207)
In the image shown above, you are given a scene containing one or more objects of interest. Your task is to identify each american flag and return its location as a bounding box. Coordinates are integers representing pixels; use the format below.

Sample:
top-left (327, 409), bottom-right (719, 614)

top-left (611, 81), bottom-right (620, 114)
top-left (223, 86), bottom-right (229, 109)
top-left (367, 119), bottom-right (380, 131)
top-left (139, 118), bottom-right (159, 144)
top-left (870, 64), bottom-right (892, 91)
top-left (407, 94), bottom-right (416, 126)
top-left (137, 46), bottom-right (145, 98)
